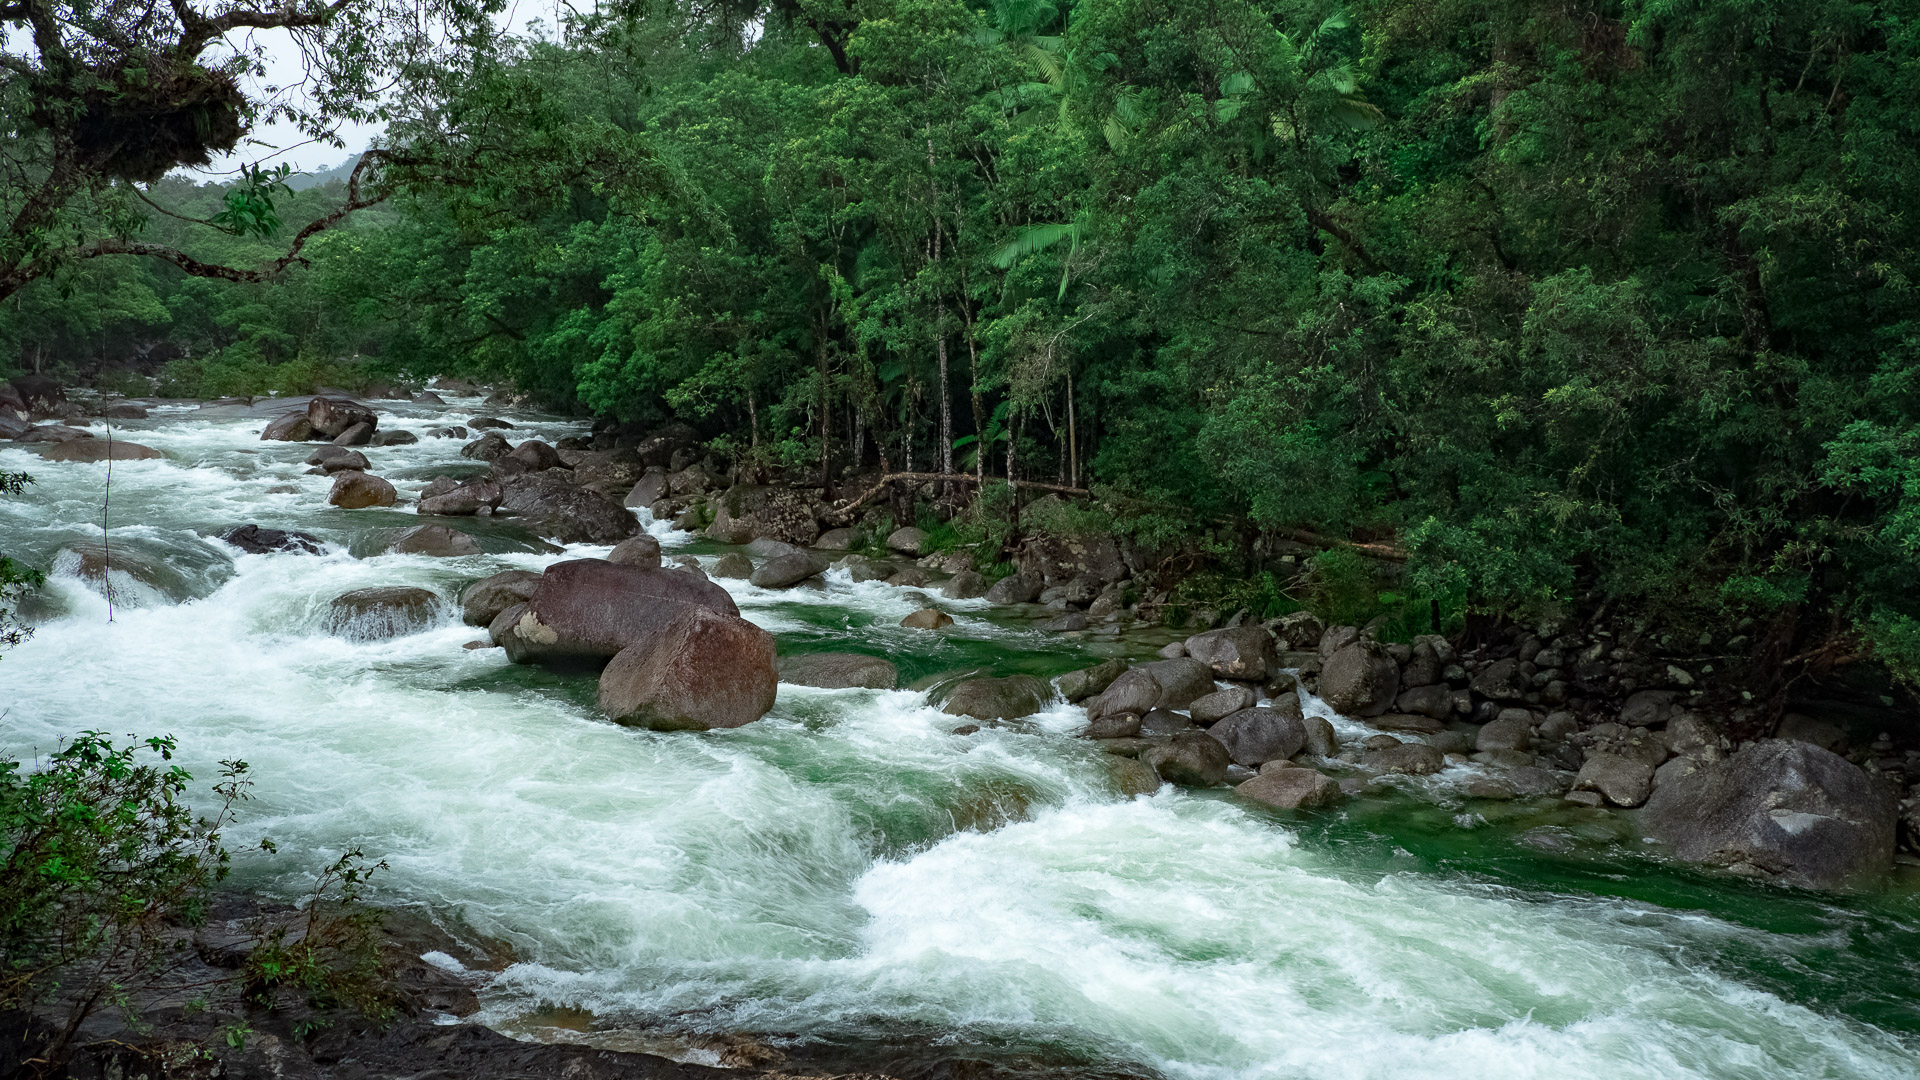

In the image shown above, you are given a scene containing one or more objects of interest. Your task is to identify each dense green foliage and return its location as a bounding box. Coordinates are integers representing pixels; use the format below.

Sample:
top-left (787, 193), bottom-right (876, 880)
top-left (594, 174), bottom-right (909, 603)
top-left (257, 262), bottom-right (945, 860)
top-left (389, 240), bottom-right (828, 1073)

top-left (9, 0), bottom-right (1920, 676)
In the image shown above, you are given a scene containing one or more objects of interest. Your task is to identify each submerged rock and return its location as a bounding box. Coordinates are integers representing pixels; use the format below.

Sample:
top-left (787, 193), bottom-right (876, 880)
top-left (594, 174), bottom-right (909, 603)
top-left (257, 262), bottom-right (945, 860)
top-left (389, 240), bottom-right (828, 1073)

top-left (41, 439), bottom-right (163, 462)
top-left (1236, 767), bottom-right (1343, 810)
top-left (901, 608), bottom-right (953, 630)
top-left (218, 524), bottom-right (324, 555)
top-left (780, 652), bottom-right (898, 690)
top-left (325, 586), bottom-right (443, 641)
top-left (387, 524), bottom-right (480, 557)
top-left (749, 551), bottom-right (826, 588)
top-left (941, 675), bottom-right (1053, 721)
top-left (1641, 740), bottom-right (1896, 888)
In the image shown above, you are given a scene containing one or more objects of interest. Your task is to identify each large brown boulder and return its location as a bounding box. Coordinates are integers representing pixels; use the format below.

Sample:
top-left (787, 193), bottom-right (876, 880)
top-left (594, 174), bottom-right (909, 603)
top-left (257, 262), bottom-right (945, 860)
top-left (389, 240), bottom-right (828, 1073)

top-left (307, 397), bottom-right (377, 438)
top-left (333, 422), bottom-right (374, 446)
top-left (328, 471), bottom-right (396, 509)
top-left (597, 607), bottom-right (777, 731)
top-left (1056, 658), bottom-right (1128, 703)
top-left (749, 552), bottom-right (826, 589)
top-left (260, 411), bottom-right (313, 441)
top-left (497, 558), bottom-right (739, 666)
top-left (1206, 706), bottom-right (1307, 767)
top-left (324, 586), bottom-right (443, 641)
top-left (1183, 626), bottom-right (1276, 681)
top-left (607, 535), bottom-right (663, 569)
top-left (1641, 740), bottom-right (1896, 888)
top-left (1320, 643), bottom-right (1399, 717)
top-left (497, 474), bottom-right (639, 544)
top-left (780, 653), bottom-right (898, 690)
top-left (624, 468), bottom-right (671, 508)
top-left (941, 675), bottom-right (1052, 721)
top-left (461, 570), bottom-right (543, 626)
top-left (418, 477), bottom-right (503, 515)
top-left (41, 440), bottom-right (163, 462)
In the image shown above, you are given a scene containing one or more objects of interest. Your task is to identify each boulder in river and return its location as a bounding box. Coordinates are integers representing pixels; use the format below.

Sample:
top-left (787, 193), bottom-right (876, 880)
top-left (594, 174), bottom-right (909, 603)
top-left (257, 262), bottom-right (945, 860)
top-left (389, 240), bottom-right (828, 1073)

top-left (328, 470), bottom-right (396, 509)
top-left (218, 524), bottom-right (324, 555)
top-left (261, 411), bottom-right (313, 441)
top-left (814, 527), bottom-right (862, 551)
top-left (0, 414), bottom-right (31, 439)
top-left (941, 675), bottom-right (1052, 721)
top-left (307, 445), bottom-right (370, 473)
top-left (1363, 742), bottom-right (1445, 775)
top-left (461, 432), bottom-right (511, 461)
top-left (598, 606), bottom-right (777, 731)
top-left (1476, 711), bottom-right (1534, 753)
top-left (749, 552), bottom-right (826, 589)
top-left (1184, 626), bottom-right (1277, 681)
top-left (607, 534), bottom-right (663, 569)
top-left (497, 473), bottom-right (639, 544)
top-left (461, 570), bottom-right (543, 626)
top-left (307, 397), bottom-right (377, 439)
top-left (17, 424), bottom-right (92, 442)
top-left (333, 422), bottom-right (374, 446)
top-left (1189, 685), bottom-right (1257, 725)
top-left (1085, 667), bottom-right (1163, 721)
top-left (1137, 657), bottom-right (1214, 711)
top-left (1056, 658), bottom-right (1127, 703)
top-left (418, 478), bottom-right (503, 515)
top-left (40, 439), bottom-right (163, 462)
top-left (1143, 732), bottom-right (1232, 787)
top-left (504, 439), bottom-right (564, 473)
top-left (780, 652), bottom-right (898, 690)
top-left (625, 467), bottom-right (671, 508)
top-left (386, 524), bottom-right (480, 557)
top-left (1640, 739), bottom-right (1896, 888)
top-left (1572, 752), bottom-right (1654, 807)
top-left (1320, 642), bottom-right (1400, 717)
top-left (1206, 706), bottom-right (1307, 767)
top-left (469, 416), bottom-right (515, 431)
top-left (901, 608), bottom-right (953, 630)
top-left (325, 586), bottom-right (443, 641)
top-left (498, 558), bottom-right (739, 666)
top-left (1236, 767), bottom-right (1343, 810)
top-left (711, 553), bottom-right (753, 579)
top-left (372, 429), bottom-right (419, 446)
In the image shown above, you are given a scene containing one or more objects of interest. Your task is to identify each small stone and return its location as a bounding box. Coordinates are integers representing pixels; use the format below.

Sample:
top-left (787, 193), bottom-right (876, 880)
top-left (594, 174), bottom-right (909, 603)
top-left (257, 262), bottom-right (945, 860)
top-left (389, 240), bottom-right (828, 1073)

top-left (1466, 778), bottom-right (1517, 800)
top-left (952, 724), bottom-right (981, 736)
top-left (1236, 768), bottom-right (1343, 810)
top-left (901, 608), bottom-right (954, 630)
top-left (1563, 790), bottom-right (1606, 808)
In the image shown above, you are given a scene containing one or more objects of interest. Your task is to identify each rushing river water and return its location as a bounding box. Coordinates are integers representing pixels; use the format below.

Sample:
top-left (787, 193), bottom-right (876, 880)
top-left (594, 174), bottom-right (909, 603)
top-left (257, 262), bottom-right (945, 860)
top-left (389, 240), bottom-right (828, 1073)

top-left (3, 399), bottom-right (1919, 1080)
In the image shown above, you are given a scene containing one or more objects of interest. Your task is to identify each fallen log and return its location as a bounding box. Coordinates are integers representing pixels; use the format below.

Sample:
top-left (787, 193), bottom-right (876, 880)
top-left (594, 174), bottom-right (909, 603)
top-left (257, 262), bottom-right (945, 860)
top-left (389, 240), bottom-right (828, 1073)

top-left (825, 472), bottom-right (1090, 521)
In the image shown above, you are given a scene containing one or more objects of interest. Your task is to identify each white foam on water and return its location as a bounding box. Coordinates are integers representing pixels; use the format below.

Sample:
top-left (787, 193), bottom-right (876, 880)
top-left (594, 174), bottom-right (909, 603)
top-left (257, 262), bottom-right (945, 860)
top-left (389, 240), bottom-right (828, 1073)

top-left (2, 408), bottom-right (1916, 1080)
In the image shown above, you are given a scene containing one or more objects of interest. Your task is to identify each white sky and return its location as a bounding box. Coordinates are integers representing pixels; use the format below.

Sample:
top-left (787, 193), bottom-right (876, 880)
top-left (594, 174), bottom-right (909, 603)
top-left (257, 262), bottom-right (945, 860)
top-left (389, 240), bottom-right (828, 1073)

top-left (0, 2), bottom-right (566, 178)
top-left (201, 2), bottom-right (567, 177)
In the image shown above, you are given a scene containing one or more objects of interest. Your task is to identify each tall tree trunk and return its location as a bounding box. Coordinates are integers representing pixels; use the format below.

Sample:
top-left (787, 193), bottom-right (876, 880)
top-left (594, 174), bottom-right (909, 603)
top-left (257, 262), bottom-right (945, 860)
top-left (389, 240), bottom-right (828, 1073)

top-left (817, 336), bottom-right (833, 498)
top-left (747, 388), bottom-right (759, 448)
top-left (964, 304), bottom-right (984, 484)
top-left (1066, 365), bottom-right (1079, 489)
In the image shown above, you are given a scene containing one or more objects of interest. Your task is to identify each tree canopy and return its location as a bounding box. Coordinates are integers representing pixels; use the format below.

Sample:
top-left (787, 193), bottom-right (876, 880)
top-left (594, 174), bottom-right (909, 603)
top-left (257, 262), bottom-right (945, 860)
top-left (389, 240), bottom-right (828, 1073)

top-left (8, 0), bottom-right (1920, 683)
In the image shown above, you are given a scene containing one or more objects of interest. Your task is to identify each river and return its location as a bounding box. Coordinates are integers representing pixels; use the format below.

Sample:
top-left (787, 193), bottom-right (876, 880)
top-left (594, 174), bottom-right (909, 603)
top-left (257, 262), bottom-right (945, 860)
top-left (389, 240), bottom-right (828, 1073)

top-left (2, 398), bottom-right (1917, 1079)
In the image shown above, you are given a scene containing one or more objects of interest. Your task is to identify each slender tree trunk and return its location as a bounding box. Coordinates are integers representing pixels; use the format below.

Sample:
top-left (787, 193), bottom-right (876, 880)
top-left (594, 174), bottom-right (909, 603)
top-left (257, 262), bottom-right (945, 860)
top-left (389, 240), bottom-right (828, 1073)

top-left (964, 306), bottom-right (984, 484)
top-left (747, 388), bottom-right (759, 448)
top-left (1066, 365), bottom-right (1079, 489)
top-left (817, 336), bottom-right (833, 497)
